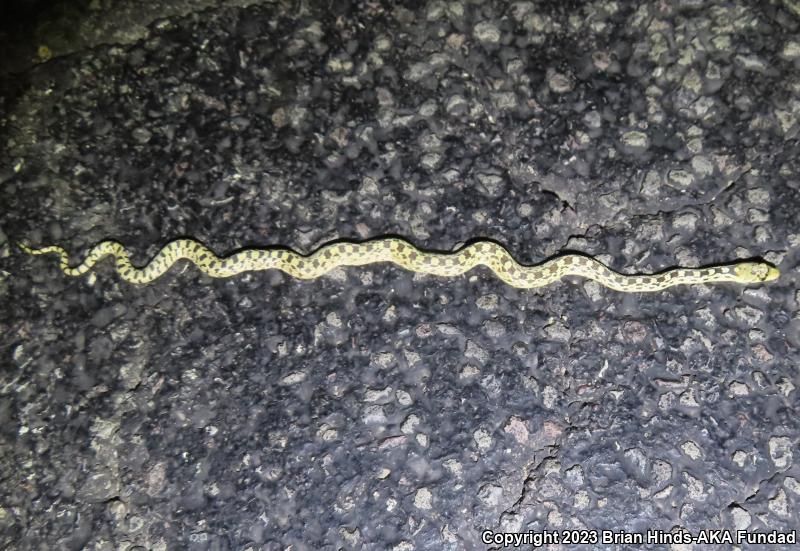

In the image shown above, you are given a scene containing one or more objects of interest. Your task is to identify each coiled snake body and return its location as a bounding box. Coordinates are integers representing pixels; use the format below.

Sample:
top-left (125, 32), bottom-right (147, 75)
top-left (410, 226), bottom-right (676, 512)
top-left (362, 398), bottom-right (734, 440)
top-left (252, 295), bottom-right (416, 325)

top-left (19, 238), bottom-right (779, 292)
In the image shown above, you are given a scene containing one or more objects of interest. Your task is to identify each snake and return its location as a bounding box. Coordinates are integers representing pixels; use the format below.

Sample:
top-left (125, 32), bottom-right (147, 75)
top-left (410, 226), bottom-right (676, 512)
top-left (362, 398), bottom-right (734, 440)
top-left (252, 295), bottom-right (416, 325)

top-left (18, 238), bottom-right (779, 292)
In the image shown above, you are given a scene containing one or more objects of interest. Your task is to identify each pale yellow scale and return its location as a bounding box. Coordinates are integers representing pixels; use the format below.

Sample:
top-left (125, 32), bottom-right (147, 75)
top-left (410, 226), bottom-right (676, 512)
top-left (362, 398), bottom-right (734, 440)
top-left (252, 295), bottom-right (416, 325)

top-left (18, 238), bottom-right (780, 292)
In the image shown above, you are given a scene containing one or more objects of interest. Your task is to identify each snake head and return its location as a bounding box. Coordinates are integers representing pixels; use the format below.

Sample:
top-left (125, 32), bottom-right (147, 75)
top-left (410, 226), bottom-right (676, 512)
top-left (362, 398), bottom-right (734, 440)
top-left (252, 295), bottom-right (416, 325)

top-left (734, 262), bottom-right (780, 283)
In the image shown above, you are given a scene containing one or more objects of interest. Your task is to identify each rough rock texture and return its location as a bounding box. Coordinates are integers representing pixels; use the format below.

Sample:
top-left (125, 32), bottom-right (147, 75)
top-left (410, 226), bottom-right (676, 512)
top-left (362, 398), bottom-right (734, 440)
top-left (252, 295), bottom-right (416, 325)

top-left (1, 1), bottom-right (799, 549)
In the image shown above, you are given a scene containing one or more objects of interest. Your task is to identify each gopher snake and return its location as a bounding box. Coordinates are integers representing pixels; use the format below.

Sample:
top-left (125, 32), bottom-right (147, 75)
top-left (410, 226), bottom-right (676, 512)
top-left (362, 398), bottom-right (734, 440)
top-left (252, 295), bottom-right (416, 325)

top-left (18, 238), bottom-right (779, 292)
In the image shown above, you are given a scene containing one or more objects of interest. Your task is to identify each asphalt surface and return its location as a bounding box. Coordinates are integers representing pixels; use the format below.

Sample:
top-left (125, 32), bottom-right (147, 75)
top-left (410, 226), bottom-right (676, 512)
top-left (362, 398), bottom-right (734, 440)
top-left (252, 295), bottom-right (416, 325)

top-left (1, 1), bottom-right (799, 549)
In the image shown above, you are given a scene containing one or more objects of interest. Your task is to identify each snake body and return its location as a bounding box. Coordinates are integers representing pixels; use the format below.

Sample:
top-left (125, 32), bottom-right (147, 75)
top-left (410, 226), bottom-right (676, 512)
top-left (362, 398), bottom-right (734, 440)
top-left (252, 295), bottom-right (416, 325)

top-left (18, 238), bottom-right (779, 292)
